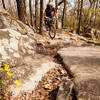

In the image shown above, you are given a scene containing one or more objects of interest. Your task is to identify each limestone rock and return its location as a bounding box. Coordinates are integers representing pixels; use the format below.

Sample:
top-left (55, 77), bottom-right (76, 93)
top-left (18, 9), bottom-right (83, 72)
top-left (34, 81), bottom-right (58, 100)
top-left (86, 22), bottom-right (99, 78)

top-left (58, 46), bottom-right (100, 100)
top-left (0, 6), bottom-right (34, 35)
top-left (56, 77), bottom-right (74, 100)
top-left (0, 29), bottom-right (59, 99)
top-left (0, 29), bottom-right (36, 66)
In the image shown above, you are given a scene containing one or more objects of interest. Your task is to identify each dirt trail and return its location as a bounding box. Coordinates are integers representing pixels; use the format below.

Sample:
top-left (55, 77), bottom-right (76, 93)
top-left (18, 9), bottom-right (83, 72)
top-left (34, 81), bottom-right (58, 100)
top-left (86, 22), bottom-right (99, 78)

top-left (32, 30), bottom-right (79, 100)
top-left (33, 29), bottom-right (100, 100)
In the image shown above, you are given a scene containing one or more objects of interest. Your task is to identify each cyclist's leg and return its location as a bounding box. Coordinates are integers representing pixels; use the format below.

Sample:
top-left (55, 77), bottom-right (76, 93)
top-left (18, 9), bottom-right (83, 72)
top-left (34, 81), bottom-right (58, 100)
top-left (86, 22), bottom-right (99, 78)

top-left (50, 17), bottom-right (56, 28)
top-left (44, 18), bottom-right (49, 31)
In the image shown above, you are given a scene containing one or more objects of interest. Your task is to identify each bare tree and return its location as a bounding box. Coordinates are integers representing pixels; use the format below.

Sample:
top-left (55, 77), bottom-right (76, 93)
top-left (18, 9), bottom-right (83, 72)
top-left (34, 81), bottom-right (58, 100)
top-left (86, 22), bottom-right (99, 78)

top-left (88, 0), bottom-right (99, 27)
top-left (84, 0), bottom-right (96, 25)
top-left (29, 0), bottom-right (34, 26)
top-left (16, 0), bottom-right (27, 24)
top-left (89, 0), bottom-right (96, 6)
top-left (49, 0), bottom-right (53, 2)
top-left (62, 0), bottom-right (67, 28)
top-left (2, 0), bottom-right (6, 9)
top-left (77, 0), bottom-right (80, 19)
top-left (58, 0), bottom-right (64, 6)
top-left (35, 0), bottom-right (39, 29)
top-left (77, 0), bottom-right (83, 34)
top-left (55, 0), bottom-right (58, 29)
top-left (94, 0), bottom-right (99, 27)
top-left (40, 0), bottom-right (44, 34)
top-left (8, 0), bottom-right (13, 16)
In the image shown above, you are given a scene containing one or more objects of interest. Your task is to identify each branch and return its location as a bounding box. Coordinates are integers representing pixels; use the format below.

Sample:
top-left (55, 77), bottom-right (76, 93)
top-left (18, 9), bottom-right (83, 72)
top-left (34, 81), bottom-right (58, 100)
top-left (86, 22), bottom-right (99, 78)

top-left (58, 0), bottom-right (64, 6)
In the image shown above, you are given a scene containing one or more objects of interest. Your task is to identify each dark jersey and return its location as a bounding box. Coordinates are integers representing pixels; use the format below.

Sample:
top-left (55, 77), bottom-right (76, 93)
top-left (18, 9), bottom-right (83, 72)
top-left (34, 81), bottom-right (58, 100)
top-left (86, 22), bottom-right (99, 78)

top-left (45, 6), bottom-right (55, 18)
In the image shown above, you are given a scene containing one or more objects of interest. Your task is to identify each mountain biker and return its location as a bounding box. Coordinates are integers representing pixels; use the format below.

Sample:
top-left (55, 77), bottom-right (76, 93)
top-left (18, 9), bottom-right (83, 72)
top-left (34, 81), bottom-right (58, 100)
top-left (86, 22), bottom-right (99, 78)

top-left (45, 2), bottom-right (56, 18)
top-left (44, 2), bottom-right (56, 27)
top-left (44, 2), bottom-right (57, 39)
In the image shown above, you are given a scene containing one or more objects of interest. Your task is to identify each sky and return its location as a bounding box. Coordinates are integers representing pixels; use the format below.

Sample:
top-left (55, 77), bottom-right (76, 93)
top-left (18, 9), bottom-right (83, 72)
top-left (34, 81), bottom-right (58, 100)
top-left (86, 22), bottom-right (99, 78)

top-left (0, 0), bottom-right (76, 12)
top-left (70, 0), bottom-right (75, 2)
top-left (70, 0), bottom-right (75, 6)
top-left (45, 0), bottom-right (75, 4)
top-left (45, 0), bottom-right (75, 7)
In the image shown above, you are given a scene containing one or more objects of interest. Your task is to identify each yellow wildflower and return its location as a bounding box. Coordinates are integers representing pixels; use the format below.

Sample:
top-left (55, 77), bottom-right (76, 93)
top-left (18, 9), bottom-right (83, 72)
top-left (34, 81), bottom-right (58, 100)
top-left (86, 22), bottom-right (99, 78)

top-left (0, 68), bottom-right (3, 71)
top-left (0, 96), bottom-right (2, 99)
top-left (1, 80), bottom-right (4, 83)
top-left (4, 66), bottom-right (10, 71)
top-left (7, 72), bottom-right (12, 76)
top-left (4, 64), bottom-right (10, 67)
top-left (15, 80), bottom-right (21, 86)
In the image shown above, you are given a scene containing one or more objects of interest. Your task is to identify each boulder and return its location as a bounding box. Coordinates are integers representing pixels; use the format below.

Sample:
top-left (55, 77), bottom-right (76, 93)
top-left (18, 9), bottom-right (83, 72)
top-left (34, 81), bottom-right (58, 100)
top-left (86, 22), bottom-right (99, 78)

top-left (0, 6), bottom-right (34, 35)
top-left (58, 46), bottom-right (100, 100)
top-left (0, 29), bottom-right (36, 66)
top-left (0, 29), bottom-right (59, 99)
top-left (96, 30), bottom-right (100, 39)
top-left (56, 77), bottom-right (74, 100)
top-left (0, 7), bottom-right (62, 99)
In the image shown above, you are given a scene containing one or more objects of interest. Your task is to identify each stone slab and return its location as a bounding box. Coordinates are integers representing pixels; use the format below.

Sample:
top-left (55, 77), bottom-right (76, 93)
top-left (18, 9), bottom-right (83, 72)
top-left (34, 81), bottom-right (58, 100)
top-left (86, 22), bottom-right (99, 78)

top-left (58, 46), bottom-right (100, 100)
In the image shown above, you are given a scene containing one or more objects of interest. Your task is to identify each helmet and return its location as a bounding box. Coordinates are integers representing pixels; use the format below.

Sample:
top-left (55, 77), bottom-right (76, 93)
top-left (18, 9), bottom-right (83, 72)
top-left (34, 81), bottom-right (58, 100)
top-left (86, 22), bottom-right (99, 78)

top-left (48, 2), bottom-right (55, 8)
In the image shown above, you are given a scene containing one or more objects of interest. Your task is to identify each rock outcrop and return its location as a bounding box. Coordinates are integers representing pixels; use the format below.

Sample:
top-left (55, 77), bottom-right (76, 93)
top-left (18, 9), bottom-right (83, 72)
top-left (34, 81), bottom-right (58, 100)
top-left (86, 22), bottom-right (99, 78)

top-left (58, 46), bottom-right (100, 100)
top-left (0, 29), bottom-right (36, 66)
top-left (0, 6), bottom-right (34, 35)
top-left (56, 77), bottom-right (74, 100)
top-left (0, 29), bottom-right (58, 98)
top-left (0, 7), bottom-right (61, 99)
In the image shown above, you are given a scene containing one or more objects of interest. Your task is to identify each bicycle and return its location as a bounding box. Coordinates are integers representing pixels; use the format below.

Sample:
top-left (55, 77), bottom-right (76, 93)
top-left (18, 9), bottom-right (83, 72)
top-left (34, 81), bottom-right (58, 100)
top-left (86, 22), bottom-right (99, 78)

top-left (44, 16), bottom-right (56, 39)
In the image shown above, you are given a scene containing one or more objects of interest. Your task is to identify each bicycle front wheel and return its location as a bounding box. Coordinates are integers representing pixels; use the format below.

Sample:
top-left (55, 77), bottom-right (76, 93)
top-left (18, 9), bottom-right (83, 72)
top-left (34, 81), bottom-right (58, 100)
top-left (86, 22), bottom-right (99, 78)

top-left (49, 25), bottom-right (56, 39)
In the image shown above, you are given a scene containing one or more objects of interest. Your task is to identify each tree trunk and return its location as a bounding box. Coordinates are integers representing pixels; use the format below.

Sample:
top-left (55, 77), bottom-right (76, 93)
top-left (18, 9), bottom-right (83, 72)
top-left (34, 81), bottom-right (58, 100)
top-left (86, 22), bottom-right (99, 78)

top-left (77, 0), bottom-right (83, 34)
top-left (62, 0), bottom-right (66, 28)
top-left (8, 0), bottom-right (13, 16)
top-left (77, 0), bottom-right (80, 20)
top-left (94, 0), bottom-right (98, 27)
top-left (16, 0), bottom-right (27, 24)
top-left (2, 0), bottom-right (6, 9)
top-left (49, 0), bottom-right (53, 2)
top-left (29, 0), bottom-right (33, 26)
top-left (35, 0), bottom-right (38, 29)
top-left (91, 28), bottom-right (96, 41)
top-left (55, 0), bottom-right (58, 29)
top-left (40, 0), bottom-right (44, 34)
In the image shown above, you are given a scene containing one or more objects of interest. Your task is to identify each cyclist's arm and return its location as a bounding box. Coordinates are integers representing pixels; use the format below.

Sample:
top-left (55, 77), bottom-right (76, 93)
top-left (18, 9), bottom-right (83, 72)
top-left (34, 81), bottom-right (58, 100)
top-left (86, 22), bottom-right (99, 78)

top-left (44, 11), bottom-right (46, 17)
